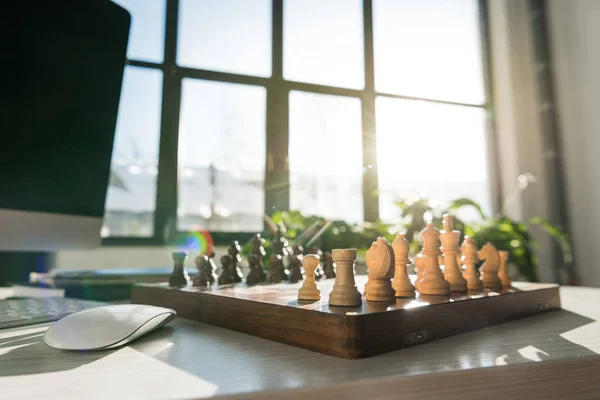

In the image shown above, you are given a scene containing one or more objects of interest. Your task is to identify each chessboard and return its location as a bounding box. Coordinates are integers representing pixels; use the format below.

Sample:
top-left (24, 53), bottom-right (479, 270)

top-left (130, 275), bottom-right (560, 359)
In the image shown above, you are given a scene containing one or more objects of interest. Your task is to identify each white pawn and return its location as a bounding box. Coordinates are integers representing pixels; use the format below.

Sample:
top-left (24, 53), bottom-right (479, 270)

top-left (417, 223), bottom-right (451, 296)
top-left (329, 249), bottom-right (362, 307)
top-left (478, 242), bottom-right (502, 291)
top-left (498, 250), bottom-right (512, 287)
top-left (461, 236), bottom-right (482, 291)
top-left (365, 238), bottom-right (396, 302)
top-left (298, 254), bottom-right (321, 301)
top-left (439, 214), bottom-right (467, 292)
top-left (392, 234), bottom-right (415, 297)
top-left (413, 251), bottom-right (424, 291)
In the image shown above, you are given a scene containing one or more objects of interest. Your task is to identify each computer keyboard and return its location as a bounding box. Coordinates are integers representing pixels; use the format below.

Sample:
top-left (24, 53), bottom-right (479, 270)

top-left (0, 297), bottom-right (105, 329)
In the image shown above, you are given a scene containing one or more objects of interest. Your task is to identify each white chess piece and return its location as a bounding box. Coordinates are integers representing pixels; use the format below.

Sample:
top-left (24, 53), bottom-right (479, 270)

top-left (478, 242), bottom-right (502, 291)
top-left (417, 223), bottom-right (451, 296)
top-left (391, 234), bottom-right (415, 297)
top-left (498, 250), bottom-right (512, 287)
top-left (365, 238), bottom-right (396, 302)
top-left (329, 249), bottom-right (362, 306)
top-left (440, 214), bottom-right (467, 292)
top-left (298, 254), bottom-right (321, 300)
top-left (461, 236), bottom-right (483, 291)
top-left (413, 251), bottom-right (424, 290)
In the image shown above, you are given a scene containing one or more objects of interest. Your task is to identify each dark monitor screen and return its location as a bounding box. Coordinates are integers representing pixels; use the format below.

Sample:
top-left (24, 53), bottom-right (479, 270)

top-left (1, 1), bottom-right (131, 218)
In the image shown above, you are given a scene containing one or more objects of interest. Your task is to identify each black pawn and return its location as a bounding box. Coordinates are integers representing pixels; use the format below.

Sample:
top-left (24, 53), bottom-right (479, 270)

top-left (218, 255), bottom-right (234, 285)
top-left (193, 255), bottom-right (210, 288)
top-left (324, 251), bottom-right (336, 279)
top-left (245, 254), bottom-right (263, 286)
top-left (268, 254), bottom-right (288, 283)
top-left (169, 252), bottom-right (190, 288)
top-left (288, 254), bottom-right (303, 283)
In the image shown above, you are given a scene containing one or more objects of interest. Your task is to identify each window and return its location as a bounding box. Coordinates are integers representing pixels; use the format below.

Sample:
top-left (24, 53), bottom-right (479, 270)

top-left (289, 91), bottom-right (363, 222)
top-left (178, 80), bottom-right (267, 232)
top-left (103, 66), bottom-right (163, 237)
top-left (105, 0), bottom-right (492, 243)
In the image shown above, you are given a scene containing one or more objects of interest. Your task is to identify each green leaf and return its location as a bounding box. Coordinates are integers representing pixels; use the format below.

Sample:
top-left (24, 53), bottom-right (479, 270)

top-left (446, 197), bottom-right (488, 220)
top-left (530, 217), bottom-right (573, 265)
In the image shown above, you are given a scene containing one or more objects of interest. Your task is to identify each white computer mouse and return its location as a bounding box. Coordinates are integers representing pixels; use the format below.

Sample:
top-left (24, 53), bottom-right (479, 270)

top-left (44, 304), bottom-right (176, 351)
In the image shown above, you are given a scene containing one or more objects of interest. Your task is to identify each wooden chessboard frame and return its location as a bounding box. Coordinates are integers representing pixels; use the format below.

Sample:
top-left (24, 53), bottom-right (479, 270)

top-left (130, 276), bottom-right (561, 359)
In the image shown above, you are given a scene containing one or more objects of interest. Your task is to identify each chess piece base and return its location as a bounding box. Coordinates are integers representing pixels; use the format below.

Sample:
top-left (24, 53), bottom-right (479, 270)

top-left (298, 283), bottom-right (321, 301)
top-left (329, 285), bottom-right (362, 306)
top-left (418, 278), bottom-right (451, 296)
top-left (466, 278), bottom-right (483, 291)
top-left (365, 281), bottom-right (395, 302)
top-left (392, 278), bottom-right (416, 298)
top-left (446, 277), bottom-right (468, 292)
top-left (483, 275), bottom-right (502, 291)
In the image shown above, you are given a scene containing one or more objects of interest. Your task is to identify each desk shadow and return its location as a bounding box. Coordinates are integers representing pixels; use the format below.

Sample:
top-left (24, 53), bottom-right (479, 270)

top-left (0, 330), bottom-right (117, 377)
top-left (121, 310), bottom-right (599, 397)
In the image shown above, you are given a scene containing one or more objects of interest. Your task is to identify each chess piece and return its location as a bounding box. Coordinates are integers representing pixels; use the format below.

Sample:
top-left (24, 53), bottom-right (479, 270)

top-left (329, 249), bottom-right (362, 306)
top-left (228, 241), bottom-right (244, 283)
top-left (498, 250), bottom-right (512, 287)
top-left (414, 249), bottom-right (442, 290)
top-left (439, 214), bottom-right (467, 292)
top-left (272, 229), bottom-right (289, 257)
top-left (365, 237), bottom-right (396, 302)
top-left (268, 254), bottom-right (288, 283)
top-left (206, 252), bottom-right (218, 284)
top-left (193, 254), bottom-right (210, 288)
top-left (218, 255), bottom-right (234, 285)
top-left (251, 233), bottom-right (267, 262)
top-left (169, 252), bottom-right (190, 288)
top-left (391, 234), bottom-right (415, 297)
top-left (461, 236), bottom-right (483, 291)
top-left (298, 254), bottom-right (321, 300)
top-left (323, 251), bottom-right (336, 279)
top-left (245, 254), bottom-right (264, 286)
top-left (288, 253), bottom-right (304, 283)
top-left (417, 223), bottom-right (451, 296)
top-left (478, 242), bottom-right (502, 291)
top-left (413, 251), bottom-right (424, 290)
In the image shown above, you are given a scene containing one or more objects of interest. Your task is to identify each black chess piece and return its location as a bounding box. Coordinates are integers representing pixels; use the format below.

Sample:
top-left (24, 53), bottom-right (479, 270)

top-left (218, 255), bottom-right (234, 285)
top-left (288, 254), bottom-right (304, 283)
top-left (272, 229), bottom-right (289, 257)
top-left (193, 255), bottom-right (210, 288)
top-left (308, 247), bottom-right (325, 280)
top-left (268, 254), bottom-right (288, 283)
top-left (324, 251), bottom-right (336, 279)
top-left (245, 254), bottom-right (264, 286)
top-left (169, 252), bottom-right (190, 288)
top-left (251, 233), bottom-right (266, 262)
top-left (206, 251), bottom-right (218, 284)
top-left (228, 241), bottom-right (244, 283)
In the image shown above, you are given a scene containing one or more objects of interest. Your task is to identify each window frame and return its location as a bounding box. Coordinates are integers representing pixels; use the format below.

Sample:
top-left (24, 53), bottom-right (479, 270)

top-left (103, 0), bottom-right (499, 246)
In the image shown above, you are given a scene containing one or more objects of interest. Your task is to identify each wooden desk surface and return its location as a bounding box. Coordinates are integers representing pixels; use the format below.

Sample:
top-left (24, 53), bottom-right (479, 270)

top-left (1, 286), bottom-right (599, 399)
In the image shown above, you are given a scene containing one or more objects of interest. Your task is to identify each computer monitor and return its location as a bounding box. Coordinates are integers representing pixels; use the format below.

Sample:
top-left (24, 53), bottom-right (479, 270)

top-left (1, 1), bottom-right (131, 251)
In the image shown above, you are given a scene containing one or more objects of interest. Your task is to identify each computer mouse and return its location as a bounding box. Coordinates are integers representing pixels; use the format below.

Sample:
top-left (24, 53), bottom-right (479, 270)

top-left (44, 304), bottom-right (176, 351)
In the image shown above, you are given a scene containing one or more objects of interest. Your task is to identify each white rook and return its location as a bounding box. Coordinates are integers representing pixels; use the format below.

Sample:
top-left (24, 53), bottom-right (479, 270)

top-left (329, 249), bottom-right (362, 307)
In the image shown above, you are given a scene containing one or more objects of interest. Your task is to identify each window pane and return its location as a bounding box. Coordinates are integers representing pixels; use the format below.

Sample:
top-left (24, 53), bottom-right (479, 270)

top-left (289, 91), bottom-right (363, 222)
top-left (178, 80), bottom-right (266, 232)
top-left (373, 0), bottom-right (485, 104)
top-left (376, 98), bottom-right (490, 222)
top-left (103, 67), bottom-right (163, 237)
top-left (178, 0), bottom-right (272, 77)
top-left (113, 0), bottom-right (166, 63)
top-left (284, 0), bottom-right (364, 89)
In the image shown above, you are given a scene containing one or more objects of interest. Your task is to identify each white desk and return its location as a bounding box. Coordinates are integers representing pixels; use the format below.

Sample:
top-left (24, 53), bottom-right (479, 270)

top-left (1, 286), bottom-right (599, 399)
